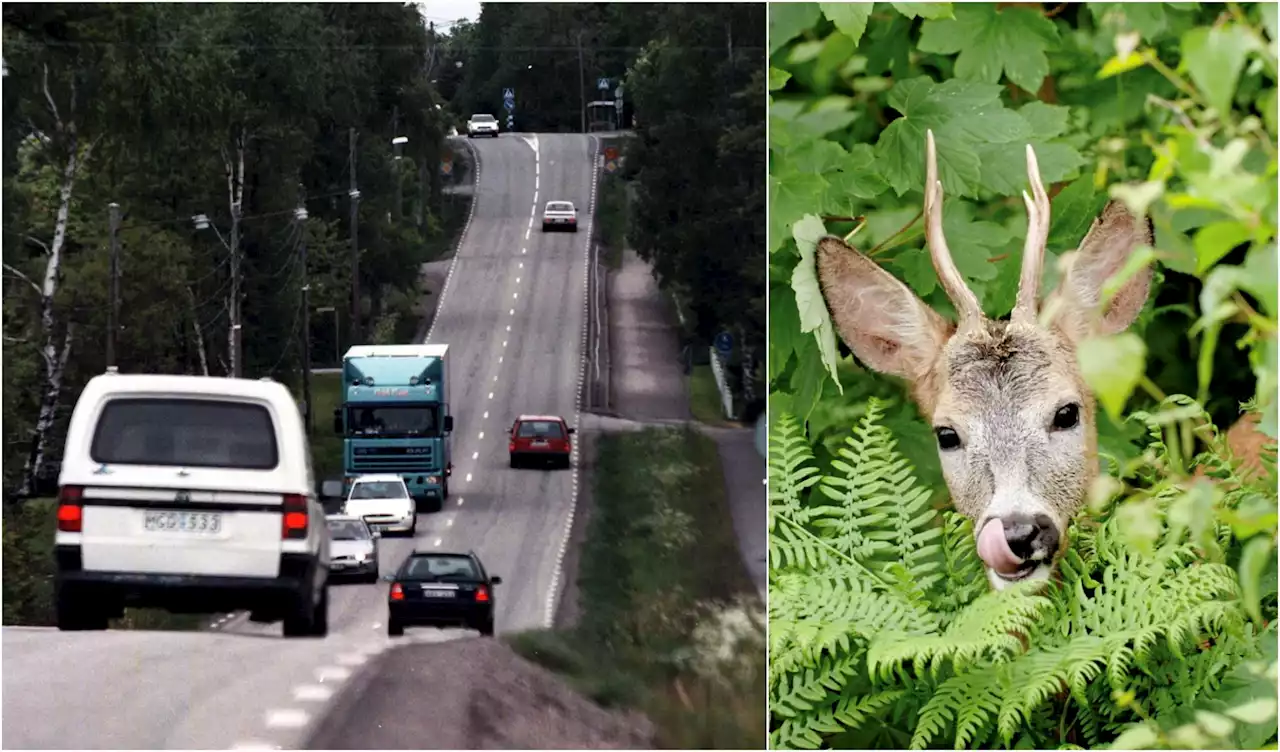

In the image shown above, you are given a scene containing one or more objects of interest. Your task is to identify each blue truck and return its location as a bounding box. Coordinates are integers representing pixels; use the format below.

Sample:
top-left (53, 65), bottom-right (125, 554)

top-left (332, 344), bottom-right (453, 511)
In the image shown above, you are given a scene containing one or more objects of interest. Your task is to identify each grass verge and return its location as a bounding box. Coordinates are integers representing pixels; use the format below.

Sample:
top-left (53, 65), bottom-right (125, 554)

top-left (1, 498), bottom-right (201, 629)
top-left (506, 427), bottom-right (764, 749)
top-left (303, 371), bottom-right (345, 482)
top-left (597, 174), bottom-right (630, 270)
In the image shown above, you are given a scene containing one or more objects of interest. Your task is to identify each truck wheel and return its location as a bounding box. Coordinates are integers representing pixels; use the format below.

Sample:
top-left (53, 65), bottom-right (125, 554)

top-left (56, 591), bottom-right (109, 631)
top-left (442, 478), bottom-right (449, 501)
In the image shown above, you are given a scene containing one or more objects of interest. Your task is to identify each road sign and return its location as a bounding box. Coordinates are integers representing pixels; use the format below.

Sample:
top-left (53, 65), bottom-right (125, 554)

top-left (597, 77), bottom-right (609, 90)
top-left (506, 114), bottom-right (514, 129)
top-left (714, 331), bottom-right (734, 356)
top-left (604, 159), bottom-right (618, 174)
top-left (503, 87), bottom-right (515, 100)
top-left (440, 157), bottom-right (453, 176)
top-left (603, 146), bottom-right (618, 161)
top-left (504, 99), bottom-right (515, 113)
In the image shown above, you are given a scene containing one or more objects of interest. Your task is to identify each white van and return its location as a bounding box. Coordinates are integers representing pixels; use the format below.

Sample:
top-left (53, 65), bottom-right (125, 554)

top-left (53, 371), bottom-right (330, 637)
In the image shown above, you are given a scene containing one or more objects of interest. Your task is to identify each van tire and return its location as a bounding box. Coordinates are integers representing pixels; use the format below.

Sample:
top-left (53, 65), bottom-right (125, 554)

top-left (55, 592), bottom-right (109, 631)
top-left (282, 590), bottom-right (319, 638)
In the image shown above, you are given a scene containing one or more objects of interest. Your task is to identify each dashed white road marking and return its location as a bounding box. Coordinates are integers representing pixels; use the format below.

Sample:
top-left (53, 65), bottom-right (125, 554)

top-left (499, 356), bottom-right (504, 363)
top-left (292, 685), bottom-right (334, 702)
top-left (230, 741), bottom-right (276, 750)
top-left (472, 451), bottom-right (479, 459)
top-left (488, 392), bottom-right (494, 399)
top-left (433, 538), bottom-right (442, 547)
top-left (526, 228), bottom-right (531, 239)
top-left (502, 340), bottom-right (508, 347)
top-left (478, 431), bottom-right (485, 439)
top-left (522, 247), bottom-right (528, 254)
top-left (513, 292), bottom-right (518, 299)
top-left (465, 473), bottom-right (473, 482)
top-left (264, 709), bottom-right (309, 729)
top-left (315, 666), bottom-right (351, 682)
top-left (516, 276), bottom-right (521, 283)
top-left (519, 262), bottom-right (524, 268)
top-left (509, 308), bottom-right (515, 315)
top-left (446, 517), bottom-right (455, 527)
top-left (506, 325), bottom-right (511, 332)
top-left (458, 498), bottom-right (465, 505)
top-left (483, 411), bottom-right (489, 419)
top-left (493, 374), bottom-right (498, 381)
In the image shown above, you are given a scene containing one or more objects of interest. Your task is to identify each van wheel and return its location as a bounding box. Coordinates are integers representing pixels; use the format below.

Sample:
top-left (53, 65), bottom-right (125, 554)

top-left (56, 592), bottom-right (109, 631)
top-left (311, 586), bottom-right (329, 637)
top-left (282, 591), bottom-right (317, 638)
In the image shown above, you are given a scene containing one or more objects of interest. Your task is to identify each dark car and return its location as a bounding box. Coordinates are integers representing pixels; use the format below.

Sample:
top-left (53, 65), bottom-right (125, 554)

top-left (385, 551), bottom-right (501, 637)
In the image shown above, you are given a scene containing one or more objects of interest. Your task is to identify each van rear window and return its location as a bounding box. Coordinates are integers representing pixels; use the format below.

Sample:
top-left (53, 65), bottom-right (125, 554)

top-left (90, 398), bottom-right (279, 470)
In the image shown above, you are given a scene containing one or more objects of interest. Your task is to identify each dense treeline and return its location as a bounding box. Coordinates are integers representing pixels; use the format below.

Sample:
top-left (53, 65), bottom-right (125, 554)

top-left (1, 3), bottom-right (457, 498)
top-left (446, 3), bottom-right (767, 410)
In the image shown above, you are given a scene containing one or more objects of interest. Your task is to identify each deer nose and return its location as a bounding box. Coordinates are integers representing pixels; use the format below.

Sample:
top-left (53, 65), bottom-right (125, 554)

top-left (1002, 513), bottom-right (1059, 561)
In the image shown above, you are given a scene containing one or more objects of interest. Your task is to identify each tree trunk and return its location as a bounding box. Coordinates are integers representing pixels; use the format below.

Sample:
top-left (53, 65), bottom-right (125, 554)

top-left (19, 139), bottom-right (80, 499)
top-left (187, 285), bottom-right (210, 376)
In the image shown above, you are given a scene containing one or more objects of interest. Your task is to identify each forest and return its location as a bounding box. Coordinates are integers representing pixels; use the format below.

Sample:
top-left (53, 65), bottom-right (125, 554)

top-left (768, 3), bottom-right (1276, 750)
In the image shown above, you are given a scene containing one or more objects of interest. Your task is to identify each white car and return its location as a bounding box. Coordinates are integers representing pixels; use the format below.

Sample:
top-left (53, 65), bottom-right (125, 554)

top-left (542, 200), bottom-right (578, 232)
top-left (467, 113), bottom-right (499, 138)
top-left (343, 474), bottom-right (417, 537)
top-left (52, 370), bottom-right (331, 637)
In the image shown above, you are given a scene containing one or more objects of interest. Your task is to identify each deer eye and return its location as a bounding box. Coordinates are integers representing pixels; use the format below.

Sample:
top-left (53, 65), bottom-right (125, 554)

top-left (935, 426), bottom-right (962, 451)
top-left (1052, 403), bottom-right (1080, 431)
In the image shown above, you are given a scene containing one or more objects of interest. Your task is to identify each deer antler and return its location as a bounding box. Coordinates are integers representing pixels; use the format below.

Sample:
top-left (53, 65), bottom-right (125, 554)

top-left (924, 130), bottom-right (983, 327)
top-left (1012, 144), bottom-right (1051, 325)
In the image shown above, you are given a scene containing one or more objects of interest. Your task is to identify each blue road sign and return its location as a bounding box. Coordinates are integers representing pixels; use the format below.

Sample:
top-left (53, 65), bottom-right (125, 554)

top-left (503, 87), bottom-right (515, 100)
top-left (506, 115), bottom-right (513, 127)
top-left (504, 99), bottom-right (515, 113)
top-left (714, 331), bottom-right (734, 356)
top-left (597, 77), bottom-right (609, 90)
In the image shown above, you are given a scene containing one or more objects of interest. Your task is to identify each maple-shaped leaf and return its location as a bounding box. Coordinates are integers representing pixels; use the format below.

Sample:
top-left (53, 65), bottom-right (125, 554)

top-left (874, 77), bottom-right (1031, 198)
top-left (917, 3), bottom-right (1060, 94)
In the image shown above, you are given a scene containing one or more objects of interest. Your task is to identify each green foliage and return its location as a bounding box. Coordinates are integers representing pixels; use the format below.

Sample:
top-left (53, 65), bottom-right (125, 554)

top-left (768, 4), bottom-right (1279, 748)
top-left (768, 401), bottom-right (1277, 750)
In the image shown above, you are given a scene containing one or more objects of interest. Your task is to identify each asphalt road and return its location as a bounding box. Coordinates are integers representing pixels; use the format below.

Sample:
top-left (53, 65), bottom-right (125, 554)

top-left (1, 133), bottom-right (599, 749)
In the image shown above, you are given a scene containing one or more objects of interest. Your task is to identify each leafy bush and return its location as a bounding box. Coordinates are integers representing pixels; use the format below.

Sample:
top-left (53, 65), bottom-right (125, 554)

top-left (769, 400), bottom-right (1276, 750)
top-left (767, 3), bottom-right (1278, 749)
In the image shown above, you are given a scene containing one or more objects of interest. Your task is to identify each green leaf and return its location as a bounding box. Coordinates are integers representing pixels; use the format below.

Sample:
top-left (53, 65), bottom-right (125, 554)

top-left (1223, 697), bottom-right (1279, 725)
top-left (1048, 173), bottom-right (1108, 251)
top-left (789, 336), bottom-right (829, 424)
top-left (1182, 24), bottom-right (1256, 116)
top-left (1262, 3), bottom-right (1279, 45)
top-left (875, 77), bottom-right (1031, 197)
top-left (1077, 332), bottom-right (1147, 421)
top-left (976, 139), bottom-right (1085, 196)
top-left (1017, 102), bottom-right (1071, 139)
top-left (1089, 3), bottom-right (1170, 41)
top-left (917, 3), bottom-right (1061, 93)
top-left (890, 2), bottom-right (954, 20)
top-left (770, 173), bottom-right (827, 254)
top-left (1109, 180), bottom-right (1165, 219)
top-left (1194, 220), bottom-right (1254, 275)
top-left (1098, 52), bottom-right (1148, 79)
top-left (770, 2), bottom-right (822, 54)
top-left (769, 67), bottom-right (792, 91)
top-left (1238, 535), bottom-right (1274, 626)
top-left (770, 285), bottom-right (801, 383)
top-left (819, 3), bottom-right (872, 47)
top-left (821, 144), bottom-right (889, 213)
top-left (791, 214), bottom-right (843, 389)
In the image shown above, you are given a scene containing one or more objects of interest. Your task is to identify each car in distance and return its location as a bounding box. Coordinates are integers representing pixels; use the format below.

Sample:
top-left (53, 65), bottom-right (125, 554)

top-left (326, 514), bottom-right (380, 583)
top-left (385, 551), bottom-right (501, 637)
top-left (466, 113), bottom-right (499, 138)
top-left (52, 370), bottom-right (330, 637)
top-left (343, 474), bottom-right (417, 537)
top-left (508, 414), bottom-right (574, 469)
top-left (541, 200), bottom-right (578, 232)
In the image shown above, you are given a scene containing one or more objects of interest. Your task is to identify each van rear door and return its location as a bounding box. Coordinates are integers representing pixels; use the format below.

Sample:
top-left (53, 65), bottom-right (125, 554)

top-left (77, 397), bottom-right (286, 579)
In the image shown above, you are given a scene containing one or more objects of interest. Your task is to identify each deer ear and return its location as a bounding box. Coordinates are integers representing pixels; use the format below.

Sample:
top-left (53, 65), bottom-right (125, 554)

top-left (1048, 200), bottom-right (1154, 340)
top-left (816, 237), bottom-right (950, 381)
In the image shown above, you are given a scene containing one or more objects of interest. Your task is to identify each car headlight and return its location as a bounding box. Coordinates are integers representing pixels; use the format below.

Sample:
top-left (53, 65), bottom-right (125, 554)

top-left (355, 552), bottom-right (368, 562)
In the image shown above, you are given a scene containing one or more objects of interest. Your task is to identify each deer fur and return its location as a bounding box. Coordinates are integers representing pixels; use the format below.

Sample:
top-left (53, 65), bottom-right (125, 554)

top-left (816, 130), bottom-right (1154, 590)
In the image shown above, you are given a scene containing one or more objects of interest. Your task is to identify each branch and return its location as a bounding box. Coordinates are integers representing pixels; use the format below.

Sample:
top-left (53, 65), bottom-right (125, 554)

top-left (24, 235), bottom-right (51, 255)
top-left (41, 64), bottom-right (62, 132)
top-left (3, 263), bottom-right (44, 298)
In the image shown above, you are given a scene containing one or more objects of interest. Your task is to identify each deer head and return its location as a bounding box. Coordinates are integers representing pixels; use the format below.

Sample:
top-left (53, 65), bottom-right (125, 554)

top-left (816, 130), bottom-right (1153, 590)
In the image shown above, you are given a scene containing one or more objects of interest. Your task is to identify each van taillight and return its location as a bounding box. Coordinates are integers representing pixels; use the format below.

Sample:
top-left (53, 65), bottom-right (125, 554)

top-left (282, 493), bottom-right (308, 539)
top-left (56, 485), bottom-right (84, 533)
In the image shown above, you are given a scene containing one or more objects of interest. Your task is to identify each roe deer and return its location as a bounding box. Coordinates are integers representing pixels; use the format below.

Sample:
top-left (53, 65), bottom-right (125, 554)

top-left (816, 130), bottom-right (1154, 590)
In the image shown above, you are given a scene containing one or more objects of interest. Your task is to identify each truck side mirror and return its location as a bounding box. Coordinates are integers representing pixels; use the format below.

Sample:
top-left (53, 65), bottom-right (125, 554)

top-left (444, 415), bottom-right (454, 433)
top-left (332, 407), bottom-right (342, 435)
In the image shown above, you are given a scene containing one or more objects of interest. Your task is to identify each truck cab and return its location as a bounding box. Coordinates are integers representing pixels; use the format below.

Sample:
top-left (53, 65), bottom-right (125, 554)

top-left (333, 345), bottom-right (453, 512)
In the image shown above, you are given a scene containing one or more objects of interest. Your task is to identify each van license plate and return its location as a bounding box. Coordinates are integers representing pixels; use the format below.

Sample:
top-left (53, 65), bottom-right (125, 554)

top-left (143, 510), bottom-right (223, 535)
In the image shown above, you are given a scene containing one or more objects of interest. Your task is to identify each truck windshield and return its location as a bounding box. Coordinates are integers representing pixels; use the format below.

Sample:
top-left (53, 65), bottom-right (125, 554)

top-left (346, 405), bottom-right (439, 437)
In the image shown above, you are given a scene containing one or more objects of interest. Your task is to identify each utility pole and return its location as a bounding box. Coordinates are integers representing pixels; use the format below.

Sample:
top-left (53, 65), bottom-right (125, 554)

top-left (230, 197), bottom-right (242, 378)
top-left (392, 105), bottom-right (403, 222)
top-left (349, 127), bottom-right (361, 347)
top-left (297, 185), bottom-right (312, 435)
top-left (577, 30), bottom-right (587, 134)
top-left (107, 202), bottom-right (120, 369)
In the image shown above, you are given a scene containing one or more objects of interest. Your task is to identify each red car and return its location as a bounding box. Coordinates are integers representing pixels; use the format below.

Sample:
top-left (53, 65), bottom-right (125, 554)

top-left (508, 414), bottom-right (574, 469)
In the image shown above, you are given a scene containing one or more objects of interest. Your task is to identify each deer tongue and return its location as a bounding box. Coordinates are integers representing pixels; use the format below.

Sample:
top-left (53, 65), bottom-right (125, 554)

top-left (977, 519), bottom-right (1024, 575)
